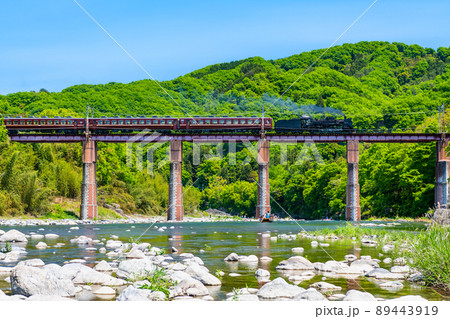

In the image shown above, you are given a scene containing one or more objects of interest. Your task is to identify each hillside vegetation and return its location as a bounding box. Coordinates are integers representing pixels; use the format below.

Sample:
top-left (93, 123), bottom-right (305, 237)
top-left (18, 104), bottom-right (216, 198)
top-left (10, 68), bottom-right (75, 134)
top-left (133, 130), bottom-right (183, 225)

top-left (1, 41), bottom-right (450, 219)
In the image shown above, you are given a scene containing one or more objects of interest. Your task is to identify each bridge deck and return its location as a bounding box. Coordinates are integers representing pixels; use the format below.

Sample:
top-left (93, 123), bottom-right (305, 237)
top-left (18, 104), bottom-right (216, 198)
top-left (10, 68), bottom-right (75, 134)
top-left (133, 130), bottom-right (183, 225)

top-left (8, 133), bottom-right (443, 143)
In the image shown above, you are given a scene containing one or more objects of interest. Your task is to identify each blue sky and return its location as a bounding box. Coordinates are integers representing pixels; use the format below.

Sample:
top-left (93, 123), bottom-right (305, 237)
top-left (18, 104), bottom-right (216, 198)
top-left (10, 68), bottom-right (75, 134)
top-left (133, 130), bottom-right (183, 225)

top-left (0, 0), bottom-right (449, 95)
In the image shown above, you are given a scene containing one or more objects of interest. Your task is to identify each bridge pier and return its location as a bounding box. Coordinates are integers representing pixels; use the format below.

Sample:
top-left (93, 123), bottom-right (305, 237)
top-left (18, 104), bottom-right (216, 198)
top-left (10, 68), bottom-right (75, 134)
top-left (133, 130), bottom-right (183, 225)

top-left (435, 140), bottom-right (450, 208)
top-left (256, 139), bottom-right (270, 219)
top-left (346, 140), bottom-right (361, 221)
top-left (168, 140), bottom-right (184, 221)
top-left (80, 140), bottom-right (98, 220)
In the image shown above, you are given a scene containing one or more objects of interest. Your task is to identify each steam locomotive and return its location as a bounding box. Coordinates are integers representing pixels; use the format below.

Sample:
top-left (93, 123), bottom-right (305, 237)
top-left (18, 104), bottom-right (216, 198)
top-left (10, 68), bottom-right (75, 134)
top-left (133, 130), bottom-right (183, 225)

top-left (275, 115), bottom-right (354, 133)
top-left (3, 115), bottom-right (354, 134)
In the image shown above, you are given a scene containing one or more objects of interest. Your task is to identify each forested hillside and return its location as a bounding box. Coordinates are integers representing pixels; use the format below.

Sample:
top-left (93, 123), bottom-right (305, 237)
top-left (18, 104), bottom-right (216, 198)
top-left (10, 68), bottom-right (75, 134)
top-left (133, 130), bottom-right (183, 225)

top-left (1, 41), bottom-right (450, 219)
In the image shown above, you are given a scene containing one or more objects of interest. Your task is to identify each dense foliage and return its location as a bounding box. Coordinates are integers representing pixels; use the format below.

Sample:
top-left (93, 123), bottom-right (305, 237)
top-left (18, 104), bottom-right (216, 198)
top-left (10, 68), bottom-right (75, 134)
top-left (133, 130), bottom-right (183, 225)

top-left (1, 41), bottom-right (450, 219)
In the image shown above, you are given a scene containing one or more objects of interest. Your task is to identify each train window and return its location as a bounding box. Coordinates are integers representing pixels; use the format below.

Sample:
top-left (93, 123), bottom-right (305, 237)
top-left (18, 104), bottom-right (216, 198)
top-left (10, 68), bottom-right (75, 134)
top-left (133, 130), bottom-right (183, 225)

top-left (47, 120), bottom-right (52, 124)
top-left (153, 120), bottom-right (158, 124)
top-left (146, 120), bottom-right (151, 124)
top-left (61, 120), bottom-right (66, 125)
top-left (55, 121), bottom-right (59, 124)
top-left (167, 120), bottom-right (172, 124)
top-left (98, 120), bottom-right (103, 125)
top-left (132, 120), bottom-right (137, 124)
top-left (20, 121), bottom-right (25, 125)
top-left (126, 120), bottom-right (131, 124)
top-left (139, 120), bottom-right (145, 124)
top-left (191, 120), bottom-right (197, 124)
top-left (233, 120), bottom-right (239, 124)
top-left (6, 121), bottom-right (11, 125)
top-left (27, 121), bottom-right (32, 125)
top-left (198, 120), bottom-right (203, 124)
top-left (119, 120), bottom-right (124, 125)
top-left (112, 120), bottom-right (117, 125)
top-left (161, 120), bottom-right (166, 124)
top-left (219, 120), bottom-right (225, 124)
top-left (254, 119), bottom-right (260, 124)
top-left (240, 120), bottom-right (246, 124)
top-left (105, 121), bottom-right (110, 125)
top-left (68, 120), bottom-right (73, 125)
top-left (13, 121), bottom-right (18, 125)
top-left (226, 120), bottom-right (231, 124)
top-left (212, 120), bottom-right (218, 124)
top-left (33, 120), bottom-right (38, 125)
top-left (205, 120), bottom-right (211, 124)
top-left (265, 120), bottom-right (270, 124)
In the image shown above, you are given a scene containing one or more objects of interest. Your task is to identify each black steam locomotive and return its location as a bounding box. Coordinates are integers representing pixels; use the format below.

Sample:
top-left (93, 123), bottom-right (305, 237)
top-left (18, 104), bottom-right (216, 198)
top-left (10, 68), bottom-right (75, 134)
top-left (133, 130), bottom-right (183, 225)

top-left (275, 115), bottom-right (354, 133)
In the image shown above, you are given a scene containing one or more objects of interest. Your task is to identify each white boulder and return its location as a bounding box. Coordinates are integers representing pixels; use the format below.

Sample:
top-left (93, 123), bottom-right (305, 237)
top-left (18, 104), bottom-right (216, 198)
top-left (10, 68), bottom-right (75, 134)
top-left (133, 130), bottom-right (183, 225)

top-left (0, 230), bottom-right (28, 242)
top-left (257, 277), bottom-right (305, 300)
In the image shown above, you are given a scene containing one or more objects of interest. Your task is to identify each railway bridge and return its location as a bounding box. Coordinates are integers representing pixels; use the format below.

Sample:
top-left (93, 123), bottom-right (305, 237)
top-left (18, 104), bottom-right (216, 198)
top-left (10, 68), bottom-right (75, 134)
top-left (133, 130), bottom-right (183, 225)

top-left (8, 132), bottom-right (449, 222)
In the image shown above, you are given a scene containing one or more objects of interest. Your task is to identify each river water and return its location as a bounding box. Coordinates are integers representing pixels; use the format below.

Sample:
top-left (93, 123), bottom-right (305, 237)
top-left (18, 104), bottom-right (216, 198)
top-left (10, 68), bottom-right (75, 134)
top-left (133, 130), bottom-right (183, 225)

top-left (0, 220), bottom-right (447, 301)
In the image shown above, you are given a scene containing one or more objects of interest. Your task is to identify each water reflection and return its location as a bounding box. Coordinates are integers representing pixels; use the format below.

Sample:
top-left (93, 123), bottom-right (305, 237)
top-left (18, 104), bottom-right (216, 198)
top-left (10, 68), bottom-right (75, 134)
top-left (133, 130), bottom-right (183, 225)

top-left (168, 227), bottom-right (183, 254)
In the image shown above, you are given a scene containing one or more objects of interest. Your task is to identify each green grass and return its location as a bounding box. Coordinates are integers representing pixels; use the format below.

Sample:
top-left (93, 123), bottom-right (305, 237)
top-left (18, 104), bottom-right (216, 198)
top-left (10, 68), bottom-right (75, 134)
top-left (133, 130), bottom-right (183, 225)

top-left (309, 223), bottom-right (413, 240)
top-left (41, 204), bottom-right (79, 219)
top-left (407, 225), bottom-right (450, 292)
top-left (97, 206), bottom-right (125, 220)
top-left (138, 268), bottom-right (177, 299)
top-left (1, 241), bottom-right (12, 253)
top-left (308, 223), bottom-right (415, 253)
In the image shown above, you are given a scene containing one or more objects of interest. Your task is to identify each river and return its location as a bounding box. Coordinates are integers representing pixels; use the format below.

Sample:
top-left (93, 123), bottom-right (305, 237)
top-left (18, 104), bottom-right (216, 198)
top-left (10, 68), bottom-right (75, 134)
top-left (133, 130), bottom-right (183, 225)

top-left (0, 220), bottom-right (447, 301)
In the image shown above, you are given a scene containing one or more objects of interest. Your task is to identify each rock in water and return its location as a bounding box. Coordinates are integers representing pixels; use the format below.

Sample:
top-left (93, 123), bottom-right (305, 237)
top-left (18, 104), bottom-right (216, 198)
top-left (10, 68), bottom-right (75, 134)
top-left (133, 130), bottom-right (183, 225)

top-left (175, 278), bottom-right (209, 297)
top-left (117, 286), bottom-right (151, 301)
top-left (276, 256), bottom-right (314, 270)
top-left (35, 242), bottom-right (48, 249)
top-left (94, 260), bottom-right (113, 272)
top-left (379, 281), bottom-right (404, 289)
top-left (16, 259), bottom-right (45, 268)
top-left (126, 249), bottom-right (146, 259)
top-left (11, 265), bottom-right (78, 297)
top-left (256, 277), bottom-right (305, 300)
top-left (293, 288), bottom-right (327, 301)
top-left (185, 263), bottom-right (221, 286)
top-left (59, 263), bottom-right (125, 286)
top-left (0, 230), bottom-right (28, 242)
top-left (44, 234), bottom-right (59, 239)
top-left (255, 268), bottom-right (270, 278)
top-left (343, 290), bottom-right (376, 301)
top-left (239, 255), bottom-right (259, 263)
top-left (310, 282), bottom-right (342, 291)
top-left (224, 253), bottom-right (239, 262)
top-left (116, 259), bottom-right (156, 280)
top-left (70, 236), bottom-right (93, 245)
top-left (344, 254), bottom-right (357, 261)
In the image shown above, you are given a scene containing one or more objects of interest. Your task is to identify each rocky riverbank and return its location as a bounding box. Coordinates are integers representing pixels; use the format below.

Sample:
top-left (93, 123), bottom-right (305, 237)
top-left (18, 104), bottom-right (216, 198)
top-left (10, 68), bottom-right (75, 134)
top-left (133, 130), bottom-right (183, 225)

top-left (0, 226), bottom-right (437, 301)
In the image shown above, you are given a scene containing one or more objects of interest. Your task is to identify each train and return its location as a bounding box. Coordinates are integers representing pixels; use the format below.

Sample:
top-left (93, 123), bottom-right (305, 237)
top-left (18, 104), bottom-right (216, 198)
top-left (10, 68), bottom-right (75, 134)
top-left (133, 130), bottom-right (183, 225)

top-left (3, 115), bottom-right (354, 134)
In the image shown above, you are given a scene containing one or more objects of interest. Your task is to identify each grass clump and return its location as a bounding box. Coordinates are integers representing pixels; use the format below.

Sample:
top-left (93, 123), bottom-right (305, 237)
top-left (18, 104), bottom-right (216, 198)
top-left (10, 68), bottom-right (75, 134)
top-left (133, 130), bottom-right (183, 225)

top-left (407, 225), bottom-right (450, 291)
top-left (310, 222), bottom-right (414, 243)
top-left (1, 241), bottom-right (12, 253)
top-left (138, 268), bottom-right (177, 299)
top-left (42, 204), bottom-right (79, 219)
